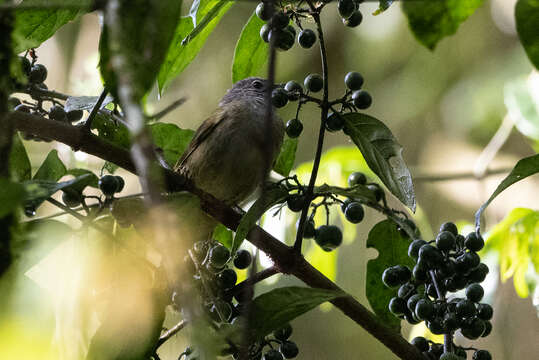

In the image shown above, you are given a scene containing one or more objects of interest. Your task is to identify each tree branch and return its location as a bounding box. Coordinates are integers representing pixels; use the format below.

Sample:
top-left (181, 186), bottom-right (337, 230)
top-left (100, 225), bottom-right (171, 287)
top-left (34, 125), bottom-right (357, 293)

top-left (8, 111), bottom-right (423, 359)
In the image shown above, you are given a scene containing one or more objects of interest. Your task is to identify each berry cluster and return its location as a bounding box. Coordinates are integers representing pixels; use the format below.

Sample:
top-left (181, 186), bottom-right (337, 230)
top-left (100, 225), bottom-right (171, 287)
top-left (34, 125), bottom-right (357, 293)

top-left (10, 56), bottom-right (84, 141)
top-left (176, 241), bottom-right (300, 360)
top-left (284, 171), bottom-right (384, 252)
top-left (382, 222), bottom-right (492, 360)
top-left (337, 0), bottom-right (364, 27)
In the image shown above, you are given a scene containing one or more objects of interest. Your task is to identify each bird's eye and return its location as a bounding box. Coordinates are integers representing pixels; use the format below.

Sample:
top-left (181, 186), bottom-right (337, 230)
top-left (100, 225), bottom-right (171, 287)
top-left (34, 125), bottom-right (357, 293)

top-left (252, 80), bottom-right (264, 89)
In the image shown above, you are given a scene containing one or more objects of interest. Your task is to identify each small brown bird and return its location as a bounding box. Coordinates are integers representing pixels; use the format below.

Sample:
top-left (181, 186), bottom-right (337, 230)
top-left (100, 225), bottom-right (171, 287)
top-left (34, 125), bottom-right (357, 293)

top-left (174, 77), bottom-right (285, 205)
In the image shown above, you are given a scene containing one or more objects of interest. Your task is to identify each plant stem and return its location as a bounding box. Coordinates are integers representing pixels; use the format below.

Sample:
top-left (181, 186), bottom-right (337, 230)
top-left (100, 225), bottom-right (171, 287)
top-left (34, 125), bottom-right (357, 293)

top-left (294, 4), bottom-right (329, 253)
top-left (429, 270), bottom-right (453, 354)
top-left (154, 319), bottom-right (188, 350)
top-left (83, 89), bottom-right (108, 131)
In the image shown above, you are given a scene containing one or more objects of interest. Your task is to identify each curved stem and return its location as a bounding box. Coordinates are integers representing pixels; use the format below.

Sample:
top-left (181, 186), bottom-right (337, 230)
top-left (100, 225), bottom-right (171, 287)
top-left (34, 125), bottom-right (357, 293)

top-left (294, 5), bottom-right (329, 253)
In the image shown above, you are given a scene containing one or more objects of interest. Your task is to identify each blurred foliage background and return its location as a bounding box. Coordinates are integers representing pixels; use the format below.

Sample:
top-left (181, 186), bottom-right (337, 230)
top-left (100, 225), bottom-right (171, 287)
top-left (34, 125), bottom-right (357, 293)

top-left (2, 0), bottom-right (538, 359)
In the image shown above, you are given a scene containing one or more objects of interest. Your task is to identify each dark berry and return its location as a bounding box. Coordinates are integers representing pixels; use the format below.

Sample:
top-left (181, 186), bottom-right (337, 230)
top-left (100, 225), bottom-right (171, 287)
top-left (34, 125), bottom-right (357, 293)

top-left (473, 350), bottom-right (492, 360)
top-left (8, 97), bottom-right (21, 109)
top-left (286, 194), bottom-right (305, 212)
top-left (273, 28), bottom-right (295, 51)
top-left (366, 184), bottom-right (383, 202)
top-left (304, 74), bottom-right (323, 92)
top-left (209, 244), bottom-right (230, 268)
top-left (410, 336), bottom-right (429, 352)
top-left (271, 12), bottom-right (289, 29)
top-left (62, 191), bottom-right (81, 208)
top-left (397, 283), bottom-right (416, 300)
top-left (49, 105), bottom-right (67, 121)
top-left (284, 80), bottom-right (303, 100)
top-left (388, 297), bottom-right (407, 315)
top-left (279, 341), bottom-right (299, 359)
top-left (394, 265), bottom-right (412, 283)
top-left (99, 175), bottom-right (119, 197)
top-left (407, 294), bottom-right (422, 312)
top-left (338, 0), bottom-right (356, 19)
top-left (440, 354), bottom-right (461, 360)
top-left (427, 317), bottom-right (444, 335)
top-left (343, 10), bottom-right (363, 27)
top-left (14, 104), bottom-right (31, 113)
top-left (466, 283), bottom-right (484, 302)
top-left (465, 232), bottom-right (484, 252)
top-left (482, 320), bottom-right (492, 337)
top-left (382, 267), bottom-right (400, 288)
top-left (412, 264), bottom-right (428, 282)
top-left (477, 303), bottom-right (493, 320)
top-left (456, 299), bottom-right (476, 318)
top-left (443, 312), bottom-right (459, 332)
top-left (414, 299), bottom-right (434, 320)
top-left (439, 222), bottom-right (458, 236)
top-left (256, 2), bottom-right (273, 21)
top-left (344, 71), bottom-right (364, 91)
top-left (352, 90), bottom-right (372, 109)
top-left (314, 225), bottom-right (342, 251)
top-left (430, 343), bottom-right (444, 357)
top-left (263, 349), bottom-right (283, 360)
top-left (29, 64), bottom-right (47, 83)
top-left (436, 231), bottom-right (456, 252)
top-left (348, 171), bottom-right (367, 186)
top-left (461, 317), bottom-right (485, 340)
top-left (297, 29), bottom-right (316, 48)
top-left (273, 323), bottom-right (292, 340)
top-left (67, 109), bottom-right (84, 122)
top-left (468, 263), bottom-right (489, 283)
top-left (114, 176), bottom-right (125, 193)
top-left (272, 88), bottom-right (288, 108)
top-left (218, 268), bottom-right (237, 290)
top-left (285, 118), bottom-right (303, 138)
top-left (408, 239), bottom-right (427, 259)
top-left (418, 244), bottom-right (442, 266)
top-left (325, 112), bottom-right (345, 132)
top-left (260, 24), bottom-right (270, 42)
top-left (340, 198), bottom-right (353, 213)
top-left (234, 249), bottom-right (252, 269)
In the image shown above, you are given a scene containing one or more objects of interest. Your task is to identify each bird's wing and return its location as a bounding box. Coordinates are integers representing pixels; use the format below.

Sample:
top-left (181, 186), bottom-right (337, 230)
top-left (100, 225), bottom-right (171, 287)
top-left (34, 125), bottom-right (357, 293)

top-left (173, 106), bottom-right (228, 171)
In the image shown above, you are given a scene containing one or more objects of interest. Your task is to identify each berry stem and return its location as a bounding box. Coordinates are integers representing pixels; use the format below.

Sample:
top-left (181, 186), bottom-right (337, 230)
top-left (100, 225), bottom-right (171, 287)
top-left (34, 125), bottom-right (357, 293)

top-left (228, 266), bottom-right (278, 296)
top-left (293, 2), bottom-right (329, 253)
top-left (83, 88), bottom-right (108, 131)
top-left (429, 270), bottom-right (454, 354)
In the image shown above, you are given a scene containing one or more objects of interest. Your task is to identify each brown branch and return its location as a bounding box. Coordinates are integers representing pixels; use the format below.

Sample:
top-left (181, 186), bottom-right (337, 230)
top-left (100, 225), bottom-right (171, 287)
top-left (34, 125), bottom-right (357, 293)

top-left (155, 319), bottom-right (188, 350)
top-left (9, 111), bottom-right (423, 360)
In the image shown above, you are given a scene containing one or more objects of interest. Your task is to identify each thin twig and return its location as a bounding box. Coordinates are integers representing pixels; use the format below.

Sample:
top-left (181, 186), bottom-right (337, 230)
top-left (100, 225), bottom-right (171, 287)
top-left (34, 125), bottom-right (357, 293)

top-left (229, 266), bottom-right (279, 296)
top-left (155, 319), bottom-right (188, 350)
top-left (474, 113), bottom-right (514, 178)
top-left (294, 2), bottom-right (329, 253)
top-left (148, 97), bottom-right (187, 121)
top-left (84, 89), bottom-right (108, 131)
top-left (413, 167), bottom-right (512, 182)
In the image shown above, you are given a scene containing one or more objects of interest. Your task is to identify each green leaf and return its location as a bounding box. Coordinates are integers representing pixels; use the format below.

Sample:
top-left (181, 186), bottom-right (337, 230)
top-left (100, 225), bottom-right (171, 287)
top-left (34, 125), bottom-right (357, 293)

top-left (157, 0), bottom-right (234, 94)
top-left (149, 123), bottom-right (195, 167)
top-left (366, 220), bottom-right (414, 332)
top-left (182, 0), bottom-right (230, 46)
top-left (0, 178), bottom-right (26, 218)
top-left (402, 0), bottom-right (485, 50)
top-left (249, 287), bottom-right (344, 339)
top-left (33, 150), bottom-right (66, 181)
top-left (516, 0), bottom-right (539, 69)
top-left (233, 185), bottom-right (288, 253)
top-left (342, 113), bottom-right (415, 211)
top-left (12, 0), bottom-right (88, 53)
top-left (505, 76), bottom-right (539, 141)
top-left (485, 208), bottom-right (539, 297)
top-left (273, 137), bottom-right (298, 177)
top-left (213, 224), bottom-right (233, 249)
top-left (475, 154), bottom-right (539, 228)
top-left (232, 13), bottom-right (268, 83)
top-left (64, 169), bottom-right (99, 193)
top-left (9, 133), bottom-right (31, 182)
top-left (23, 174), bottom-right (91, 210)
top-left (99, 0), bottom-right (183, 100)
top-left (91, 112), bottom-right (130, 149)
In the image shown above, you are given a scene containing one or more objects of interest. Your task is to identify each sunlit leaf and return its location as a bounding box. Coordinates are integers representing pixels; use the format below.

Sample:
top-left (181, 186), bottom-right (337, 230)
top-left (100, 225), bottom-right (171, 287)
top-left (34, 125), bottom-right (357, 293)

top-left (402, 0), bottom-right (485, 50)
top-left (213, 223), bottom-right (233, 249)
top-left (505, 74), bottom-right (539, 141)
top-left (475, 154), bottom-right (539, 227)
top-left (64, 169), bottom-right (99, 193)
top-left (9, 133), bottom-right (31, 182)
top-left (273, 137), bottom-right (298, 177)
top-left (485, 208), bottom-right (539, 298)
top-left (33, 150), bottom-right (66, 182)
top-left (232, 13), bottom-right (268, 83)
top-left (343, 113), bottom-right (415, 211)
top-left (23, 174), bottom-right (91, 210)
top-left (249, 287), bottom-right (344, 339)
top-left (366, 220), bottom-right (414, 332)
top-left (515, 0), bottom-right (539, 69)
top-left (157, 0), bottom-right (234, 94)
top-left (91, 112), bottom-right (130, 149)
top-left (373, 0), bottom-right (394, 15)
